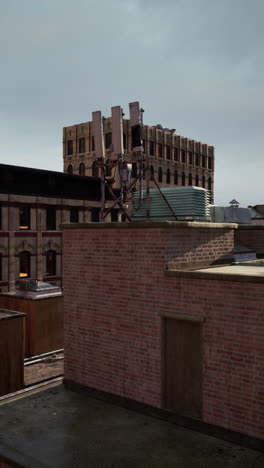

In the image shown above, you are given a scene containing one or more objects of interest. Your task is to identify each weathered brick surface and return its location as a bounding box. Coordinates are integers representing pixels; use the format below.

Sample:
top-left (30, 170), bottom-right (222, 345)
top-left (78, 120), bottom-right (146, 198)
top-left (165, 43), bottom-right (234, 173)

top-left (235, 227), bottom-right (264, 254)
top-left (165, 227), bottom-right (234, 263)
top-left (63, 225), bottom-right (264, 440)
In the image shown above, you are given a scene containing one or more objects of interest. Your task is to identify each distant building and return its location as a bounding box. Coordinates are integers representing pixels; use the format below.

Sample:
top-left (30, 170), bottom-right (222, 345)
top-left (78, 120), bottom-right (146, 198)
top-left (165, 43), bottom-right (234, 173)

top-left (63, 116), bottom-right (215, 202)
top-left (248, 205), bottom-right (264, 225)
top-left (0, 163), bottom-right (115, 293)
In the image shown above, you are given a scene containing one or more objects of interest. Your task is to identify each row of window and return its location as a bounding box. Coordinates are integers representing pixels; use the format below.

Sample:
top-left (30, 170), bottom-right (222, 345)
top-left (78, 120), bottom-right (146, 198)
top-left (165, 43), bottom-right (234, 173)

top-left (0, 250), bottom-right (57, 281)
top-left (20, 250), bottom-right (56, 278)
top-left (0, 204), bottom-right (110, 231)
top-left (133, 165), bottom-right (212, 189)
top-left (67, 134), bottom-right (128, 156)
top-left (17, 205), bottom-right (81, 231)
top-left (67, 137), bottom-right (213, 169)
top-left (68, 158), bottom-right (213, 180)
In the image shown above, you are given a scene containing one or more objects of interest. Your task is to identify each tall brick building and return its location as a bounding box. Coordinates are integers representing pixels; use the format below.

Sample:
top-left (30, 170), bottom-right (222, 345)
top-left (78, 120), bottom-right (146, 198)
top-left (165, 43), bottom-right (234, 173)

top-left (63, 116), bottom-right (215, 202)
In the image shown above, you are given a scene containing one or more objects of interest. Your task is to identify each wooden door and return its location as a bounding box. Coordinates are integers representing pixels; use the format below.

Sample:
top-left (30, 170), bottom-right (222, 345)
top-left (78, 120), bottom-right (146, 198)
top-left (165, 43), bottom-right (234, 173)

top-left (163, 318), bottom-right (202, 418)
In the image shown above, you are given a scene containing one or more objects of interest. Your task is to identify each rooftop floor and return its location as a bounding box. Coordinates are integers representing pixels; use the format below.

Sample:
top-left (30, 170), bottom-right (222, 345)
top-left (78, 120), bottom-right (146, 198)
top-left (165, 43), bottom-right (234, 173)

top-left (0, 385), bottom-right (263, 468)
top-left (166, 260), bottom-right (264, 283)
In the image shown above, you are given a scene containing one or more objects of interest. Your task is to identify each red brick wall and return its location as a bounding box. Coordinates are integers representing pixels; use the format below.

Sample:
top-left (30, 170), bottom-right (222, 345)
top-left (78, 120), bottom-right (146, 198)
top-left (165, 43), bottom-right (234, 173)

top-left (63, 224), bottom-right (264, 440)
top-left (235, 226), bottom-right (264, 254)
top-left (165, 227), bottom-right (234, 263)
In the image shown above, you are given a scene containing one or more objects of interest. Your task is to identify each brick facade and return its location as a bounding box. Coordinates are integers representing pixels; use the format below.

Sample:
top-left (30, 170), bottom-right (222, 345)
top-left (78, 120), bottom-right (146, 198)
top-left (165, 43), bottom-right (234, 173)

top-left (63, 223), bottom-right (264, 440)
top-left (235, 225), bottom-right (264, 256)
top-left (63, 118), bottom-right (215, 202)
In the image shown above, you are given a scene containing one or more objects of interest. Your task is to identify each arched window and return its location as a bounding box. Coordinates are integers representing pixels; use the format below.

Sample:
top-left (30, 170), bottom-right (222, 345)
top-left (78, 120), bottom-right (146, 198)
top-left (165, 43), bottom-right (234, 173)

top-left (132, 163), bottom-right (137, 178)
top-left (92, 161), bottom-right (99, 178)
top-left (79, 162), bottom-right (85, 176)
top-left (166, 169), bottom-right (171, 184)
top-left (105, 159), bottom-right (112, 177)
top-left (174, 170), bottom-right (178, 185)
top-left (67, 164), bottom-right (73, 174)
top-left (46, 250), bottom-right (56, 277)
top-left (195, 174), bottom-right (199, 186)
top-left (150, 165), bottom-right (154, 180)
top-left (182, 172), bottom-right (185, 186)
top-left (208, 177), bottom-right (212, 191)
top-left (19, 251), bottom-right (30, 278)
top-left (158, 167), bottom-right (163, 183)
top-left (202, 175), bottom-right (205, 188)
top-left (188, 173), bottom-right (192, 186)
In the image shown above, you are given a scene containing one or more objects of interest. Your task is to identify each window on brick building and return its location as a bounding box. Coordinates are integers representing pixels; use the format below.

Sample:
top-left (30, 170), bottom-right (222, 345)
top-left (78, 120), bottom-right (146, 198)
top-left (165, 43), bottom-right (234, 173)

top-left (181, 150), bottom-right (186, 163)
top-left (189, 173), bottom-right (192, 186)
top-left (158, 167), bottom-right (163, 183)
top-left (202, 175), bottom-right (205, 188)
top-left (19, 251), bottom-right (30, 278)
top-left (46, 250), bottom-right (56, 277)
top-left (67, 164), bottom-right (73, 174)
top-left (19, 205), bottom-right (30, 230)
top-left (195, 153), bottom-right (199, 166)
top-left (208, 156), bottom-right (212, 170)
top-left (202, 155), bottom-right (206, 168)
top-left (150, 165), bottom-right (154, 180)
top-left (174, 148), bottom-right (178, 161)
top-left (166, 145), bottom-right (171, 160)
top-left (182, 172), bottom-right (185, 186)
top-left (121, 214), bottom-right (126, 222)
top-left (67, 140), bottom-right (73, 155)
top-left (188, 152), bottom-right (193, 165)
top-left (70, 207), bottom-right (79, 223)
top-left (196, 174), bottom-right (199, 186)
top-left (91, 208), bottom-right (100, 222)
top-left (92, 161), bottom-right (99, 178)
top-left (105, 133), bottom-right (112, 149)
top-left (158, 143), bottom-right (163, 159)
top-left (174, 170), bottom-right (178, 185)
top-left (132, 163), bottom-right (137, 178)
top-left (46, 205), bottom-right (56, 230)
top-left (143, 139), bottom-right (146, 152)
top-left (79, 138), bottom-right (85, 153)
top-left (149, 141), bottom-right (155, 156)
top-left (0, 253), bottom-right (2, 281)
top-left (0, 204), bottom-right (2, 230)
top-left (166, 169), bottom-right (171, 184)
top-left (208, 177), bottom-right (212, 191)
top-left (79, 162), bottom-right (85, 176)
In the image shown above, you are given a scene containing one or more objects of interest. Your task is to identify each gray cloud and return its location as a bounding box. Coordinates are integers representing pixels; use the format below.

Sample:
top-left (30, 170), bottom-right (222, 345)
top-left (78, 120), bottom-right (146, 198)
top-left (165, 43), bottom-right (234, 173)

top-left (0, 0), bottom-right (263, 205)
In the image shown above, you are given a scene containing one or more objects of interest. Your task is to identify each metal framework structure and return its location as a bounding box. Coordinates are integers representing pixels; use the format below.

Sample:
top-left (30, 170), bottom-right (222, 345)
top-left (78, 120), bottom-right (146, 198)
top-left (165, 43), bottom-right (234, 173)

top-left (92, 102), bottom-right (177, 222)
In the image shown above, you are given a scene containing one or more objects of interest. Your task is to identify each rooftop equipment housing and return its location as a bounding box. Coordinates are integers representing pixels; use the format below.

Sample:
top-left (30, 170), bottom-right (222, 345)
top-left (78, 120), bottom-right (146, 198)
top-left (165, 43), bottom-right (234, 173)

top-left (132, 186), bottom-right (211, 222)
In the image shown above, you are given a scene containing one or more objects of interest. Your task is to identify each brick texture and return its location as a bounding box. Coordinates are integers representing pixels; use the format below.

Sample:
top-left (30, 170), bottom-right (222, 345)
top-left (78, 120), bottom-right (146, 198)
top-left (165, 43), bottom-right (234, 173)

top-left (63, 225), bottom-right (264, 440)
top-left (235, 227), bottom-right (264, 255)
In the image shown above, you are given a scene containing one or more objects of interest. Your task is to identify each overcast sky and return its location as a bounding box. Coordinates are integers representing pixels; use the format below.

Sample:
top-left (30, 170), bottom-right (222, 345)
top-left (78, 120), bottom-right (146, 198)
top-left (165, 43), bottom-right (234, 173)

top-left (0, 0), bottom-right (263, 206)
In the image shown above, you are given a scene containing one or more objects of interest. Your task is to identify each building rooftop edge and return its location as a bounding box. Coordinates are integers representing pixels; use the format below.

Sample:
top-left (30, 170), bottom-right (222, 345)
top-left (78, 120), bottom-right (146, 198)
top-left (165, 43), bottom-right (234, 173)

top-left (61, 221), bottom-right (238, 230)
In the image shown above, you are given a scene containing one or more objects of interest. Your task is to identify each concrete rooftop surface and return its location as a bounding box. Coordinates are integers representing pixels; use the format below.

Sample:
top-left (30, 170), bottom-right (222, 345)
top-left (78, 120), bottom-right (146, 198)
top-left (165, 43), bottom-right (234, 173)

top-left (195, 263), bottom-right (264, 277)
top-left (0, 385), bottom-right (263, 468)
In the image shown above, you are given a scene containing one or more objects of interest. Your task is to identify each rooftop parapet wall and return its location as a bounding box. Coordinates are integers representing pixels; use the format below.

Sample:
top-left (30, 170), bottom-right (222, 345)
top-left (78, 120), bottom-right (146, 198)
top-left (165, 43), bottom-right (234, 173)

top-left (235, 225), bottom-right (264, 256)
top-left (62, 221), bottom-right (237, 266)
